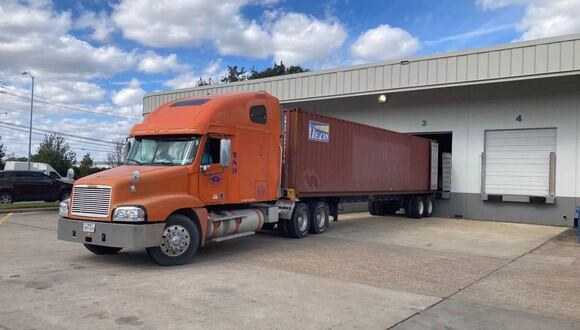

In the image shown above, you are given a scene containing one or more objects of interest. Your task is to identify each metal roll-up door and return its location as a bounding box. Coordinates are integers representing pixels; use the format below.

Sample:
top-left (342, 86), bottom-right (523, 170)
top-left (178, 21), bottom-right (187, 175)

top-left (483, 128), bottom-right (556, 198)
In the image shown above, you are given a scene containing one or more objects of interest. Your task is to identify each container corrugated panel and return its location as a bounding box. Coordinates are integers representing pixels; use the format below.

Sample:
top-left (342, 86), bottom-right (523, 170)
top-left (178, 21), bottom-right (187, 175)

top-left (283, 109), bottom-right (432, 197)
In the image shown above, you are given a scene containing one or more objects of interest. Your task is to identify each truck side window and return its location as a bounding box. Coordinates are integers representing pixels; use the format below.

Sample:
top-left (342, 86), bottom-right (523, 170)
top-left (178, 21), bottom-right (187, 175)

top-left (250, 105), bottom-right (267, 124)
top-left (202, 137), bottom-right (221, 165)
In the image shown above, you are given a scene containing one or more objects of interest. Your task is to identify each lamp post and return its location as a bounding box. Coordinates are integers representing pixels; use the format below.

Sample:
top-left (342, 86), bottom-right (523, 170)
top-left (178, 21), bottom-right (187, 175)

top-left (22, 72), bottom-right (34, 171)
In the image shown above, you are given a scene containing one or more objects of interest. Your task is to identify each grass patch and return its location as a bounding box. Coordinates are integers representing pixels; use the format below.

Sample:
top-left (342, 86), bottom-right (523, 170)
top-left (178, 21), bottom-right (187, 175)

top-left (0, 201), bottom-right (59, 210)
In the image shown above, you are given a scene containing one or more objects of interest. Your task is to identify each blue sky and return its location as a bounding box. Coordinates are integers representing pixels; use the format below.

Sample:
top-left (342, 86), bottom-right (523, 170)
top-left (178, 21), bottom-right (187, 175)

top-left (0, 0), bottom-right (579, 162)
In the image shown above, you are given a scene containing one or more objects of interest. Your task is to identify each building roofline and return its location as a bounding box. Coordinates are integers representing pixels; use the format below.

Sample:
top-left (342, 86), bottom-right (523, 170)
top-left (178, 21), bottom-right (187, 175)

top-left (144, 33), bottom-right (580, 98)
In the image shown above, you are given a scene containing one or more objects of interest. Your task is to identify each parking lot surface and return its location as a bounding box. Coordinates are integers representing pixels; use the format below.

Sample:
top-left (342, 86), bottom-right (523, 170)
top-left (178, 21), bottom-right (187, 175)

top-left (0, 211), bottom-right (579, 329)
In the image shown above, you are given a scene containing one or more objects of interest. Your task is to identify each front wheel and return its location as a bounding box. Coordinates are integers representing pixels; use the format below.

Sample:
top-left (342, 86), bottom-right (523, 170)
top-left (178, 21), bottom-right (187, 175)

top-left (84, 244), bottom-right (123, 255)
top-left (146, 214), bottom-right (200, 266)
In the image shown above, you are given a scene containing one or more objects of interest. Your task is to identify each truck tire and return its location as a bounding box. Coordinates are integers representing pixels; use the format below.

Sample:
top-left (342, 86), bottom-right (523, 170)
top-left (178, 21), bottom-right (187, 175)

top-left (405, 196), bottom-right (424, 219)
top-left (0, 191), bottom-right (13, 204)
top-left (84, 244), bottom-right (123, 255)
top-left (309, 201), bottom-right (329, 234)
top-left (146, 214), bottom-right (200, 266)
top-left (286, 203), bottom-right (310, 238)
top-left (423, 197), bottom-right (434, 217)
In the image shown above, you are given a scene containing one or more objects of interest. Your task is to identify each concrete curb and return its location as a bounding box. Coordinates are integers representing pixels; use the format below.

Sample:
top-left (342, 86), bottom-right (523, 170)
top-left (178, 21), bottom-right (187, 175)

top-left (0, 207), bottom-right (58, 214)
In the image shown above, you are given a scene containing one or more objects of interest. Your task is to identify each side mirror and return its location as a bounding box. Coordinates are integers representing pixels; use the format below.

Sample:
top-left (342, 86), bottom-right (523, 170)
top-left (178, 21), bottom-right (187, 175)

top-left (122, 140), bottom-right (131, 162)
top-left (66, 168), bottom-right (74, 180)
top-left (220, 138), bottom-right (231, 167)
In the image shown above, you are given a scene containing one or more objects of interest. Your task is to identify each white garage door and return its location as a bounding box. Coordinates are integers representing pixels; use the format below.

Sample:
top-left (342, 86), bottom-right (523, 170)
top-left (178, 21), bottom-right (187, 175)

top-left (484, 128), bottom-right (556, 196)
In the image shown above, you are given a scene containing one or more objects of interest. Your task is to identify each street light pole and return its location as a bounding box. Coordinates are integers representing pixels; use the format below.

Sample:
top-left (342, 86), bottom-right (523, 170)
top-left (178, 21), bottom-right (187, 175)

top-left (22, 72), bottom-right (34, 171)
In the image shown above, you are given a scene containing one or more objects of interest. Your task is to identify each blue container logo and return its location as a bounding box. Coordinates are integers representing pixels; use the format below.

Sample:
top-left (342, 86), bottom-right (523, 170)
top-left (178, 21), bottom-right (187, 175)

top-left (308, 120), bottom-right (330, 143)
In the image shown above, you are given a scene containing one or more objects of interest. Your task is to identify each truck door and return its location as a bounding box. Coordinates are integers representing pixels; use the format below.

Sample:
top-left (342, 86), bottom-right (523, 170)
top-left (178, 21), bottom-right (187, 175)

top-left (198, 135), bottom-right (231, 205)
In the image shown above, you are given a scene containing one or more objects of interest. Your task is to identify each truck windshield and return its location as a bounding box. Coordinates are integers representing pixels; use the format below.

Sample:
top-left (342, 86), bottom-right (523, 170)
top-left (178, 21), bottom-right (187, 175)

top-left (126, 136), bottom-right (200, 166)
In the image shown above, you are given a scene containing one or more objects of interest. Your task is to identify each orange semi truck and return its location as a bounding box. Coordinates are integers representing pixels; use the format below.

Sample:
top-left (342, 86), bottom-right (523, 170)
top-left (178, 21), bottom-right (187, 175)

top-left (58, 92), bottom-right (438, 266)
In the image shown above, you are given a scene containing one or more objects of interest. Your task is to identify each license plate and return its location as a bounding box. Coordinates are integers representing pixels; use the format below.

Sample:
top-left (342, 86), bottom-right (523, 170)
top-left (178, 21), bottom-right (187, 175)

top-left (83, 222), bottom-right (95, 233)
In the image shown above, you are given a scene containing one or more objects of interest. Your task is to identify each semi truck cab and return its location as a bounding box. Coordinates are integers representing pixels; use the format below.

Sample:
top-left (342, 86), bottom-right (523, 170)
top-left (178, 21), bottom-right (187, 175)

top-left (58, 92), bottom-right (283, 265)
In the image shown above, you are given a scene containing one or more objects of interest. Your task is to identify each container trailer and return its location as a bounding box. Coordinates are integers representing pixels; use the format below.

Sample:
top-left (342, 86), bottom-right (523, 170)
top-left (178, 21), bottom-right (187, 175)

top-left (58, 92), bottom-right (438, 265)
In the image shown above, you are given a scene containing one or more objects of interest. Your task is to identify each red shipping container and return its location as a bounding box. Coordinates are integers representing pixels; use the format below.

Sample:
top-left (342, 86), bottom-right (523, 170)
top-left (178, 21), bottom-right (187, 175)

top-left (282, 109), bottom-right (432, 197)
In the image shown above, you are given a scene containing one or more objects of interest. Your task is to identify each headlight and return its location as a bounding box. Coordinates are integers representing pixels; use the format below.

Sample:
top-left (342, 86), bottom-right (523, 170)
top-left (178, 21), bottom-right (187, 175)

top-left (59, 199), bottom-right (69, 217)
top-left (113, 206), bottom-right (146, 222)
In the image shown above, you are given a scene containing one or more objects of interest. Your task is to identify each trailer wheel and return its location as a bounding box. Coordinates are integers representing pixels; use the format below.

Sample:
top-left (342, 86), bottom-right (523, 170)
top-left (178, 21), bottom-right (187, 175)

top-left (286, 203), bottom-right (310, 238)
top-left (146, 214), bottom-right (200, 266)
top-left (83, 244), bottom-right (122, 255)
top-left (309, 201), bottom-right (329, 234)
top-left (405, 196), bottom-right (424, 219)
top-left (423, 197), bottom-right (434, 217)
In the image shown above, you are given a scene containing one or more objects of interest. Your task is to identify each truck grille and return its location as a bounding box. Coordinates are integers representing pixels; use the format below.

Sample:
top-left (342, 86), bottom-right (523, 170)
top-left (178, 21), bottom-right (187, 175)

top-left (71, 185), bottom-right (112, 218)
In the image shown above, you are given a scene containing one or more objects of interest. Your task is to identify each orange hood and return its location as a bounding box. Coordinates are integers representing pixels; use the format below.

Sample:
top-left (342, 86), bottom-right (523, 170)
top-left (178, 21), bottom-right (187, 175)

top-left (73, 165), bottom-right (199, 221)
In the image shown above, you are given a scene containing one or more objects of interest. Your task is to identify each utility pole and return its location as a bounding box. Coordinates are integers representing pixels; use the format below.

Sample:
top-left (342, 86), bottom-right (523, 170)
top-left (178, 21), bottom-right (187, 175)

top-left (22, 72), bottom-right (34, 171)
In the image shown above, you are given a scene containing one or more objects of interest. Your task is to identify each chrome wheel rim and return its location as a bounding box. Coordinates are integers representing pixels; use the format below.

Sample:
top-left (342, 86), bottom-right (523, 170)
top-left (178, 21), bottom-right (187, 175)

top-left (0, 194), bottom-right (12, 204)
top-left (316, 209), bottom-right (325, 229)
top-left (418, 200), bottom-right (424, 216)
top-left (160, 225), bottom-right (190, 257)
top-left (297, 210), bottom-right (308, 232)
top-left (426, 200), bottom-right (433, 214)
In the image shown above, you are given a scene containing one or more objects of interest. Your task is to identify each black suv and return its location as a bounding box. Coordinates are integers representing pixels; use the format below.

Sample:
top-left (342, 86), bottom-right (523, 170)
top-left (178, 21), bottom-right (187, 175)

top-left (0, 171), bottom-right (72, 204)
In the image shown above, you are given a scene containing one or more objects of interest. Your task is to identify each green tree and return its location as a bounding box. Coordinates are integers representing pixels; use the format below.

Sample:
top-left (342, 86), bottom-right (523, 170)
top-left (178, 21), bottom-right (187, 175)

top-left (79, 153), bottom-right (94, 177)
top-left (249, 61), bottom-right (309, 80)
top-left (221, 65), bottom-right (248, 83)
top-left (31, 134), bottom-right (77, 175)
top-left (0, 142), bottom-right (6, 169)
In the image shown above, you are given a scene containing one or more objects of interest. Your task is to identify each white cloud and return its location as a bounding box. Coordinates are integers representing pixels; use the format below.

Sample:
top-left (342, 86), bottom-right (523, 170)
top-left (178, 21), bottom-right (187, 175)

top-left (35, 81), bottom-right (106, 104)
top-left (163, 59), bottom-right (224, 89)
top-left (137, 52), bottom-right (190, 74)
top-left (112, 0), bottom-right (347, 65)
top-left (164, 73), bottom-right (200, 90)
top-left (271, 13), bottom-right (347, 65)
top-left (476, 0), bottom-right (528, 10)
top-left (518, 0), bottom-right (580, 40)
top-left (477, 0), bottom-right (580, 40)
top-left (350, 24), bottom-right (420, 62)
top-left (112, 0), bottom-right (272, 52)
top-left (0, 0), bottom-right (135, 81)
top-left (214, 19), bottom-right (272, 58)
top-left (75, 10), bottom-right (115, 42)
top-left (112, 79), bottom-right (145, 107)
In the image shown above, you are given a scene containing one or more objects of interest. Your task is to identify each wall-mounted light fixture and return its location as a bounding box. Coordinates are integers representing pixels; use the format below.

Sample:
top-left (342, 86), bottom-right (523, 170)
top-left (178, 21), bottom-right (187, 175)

top-left (378, 94), bottom-right (388, 104)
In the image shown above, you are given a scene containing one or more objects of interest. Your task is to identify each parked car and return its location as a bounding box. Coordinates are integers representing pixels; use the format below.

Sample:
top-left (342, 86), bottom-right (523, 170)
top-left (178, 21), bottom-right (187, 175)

top-left (3, 161), bottom-right (74, 183)
top-left (0, 171), bottom-right (72, 204)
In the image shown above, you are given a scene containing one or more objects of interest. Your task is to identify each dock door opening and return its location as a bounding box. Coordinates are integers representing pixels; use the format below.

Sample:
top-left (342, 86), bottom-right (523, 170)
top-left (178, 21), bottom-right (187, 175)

top-left (413, 132), bottom-right (452, 199)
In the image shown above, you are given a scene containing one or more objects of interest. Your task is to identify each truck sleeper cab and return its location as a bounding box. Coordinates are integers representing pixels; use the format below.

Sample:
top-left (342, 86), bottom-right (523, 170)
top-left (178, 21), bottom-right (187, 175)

top-left (57, 92), bottom-right (437, 266)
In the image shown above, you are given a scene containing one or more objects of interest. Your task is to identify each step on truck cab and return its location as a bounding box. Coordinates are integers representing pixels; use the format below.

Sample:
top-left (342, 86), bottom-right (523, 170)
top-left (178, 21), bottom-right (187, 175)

top-left (58, 92), bottom-right (438, 266)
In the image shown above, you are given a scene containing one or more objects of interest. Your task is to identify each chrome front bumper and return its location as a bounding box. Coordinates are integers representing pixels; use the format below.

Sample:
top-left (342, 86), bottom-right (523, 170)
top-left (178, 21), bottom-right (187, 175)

top-left (58, 218), bottom-right (165, 248)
